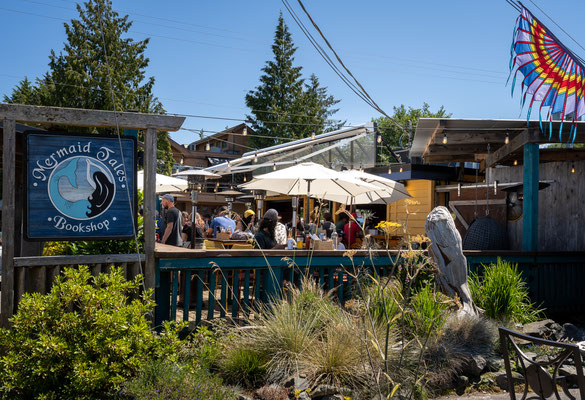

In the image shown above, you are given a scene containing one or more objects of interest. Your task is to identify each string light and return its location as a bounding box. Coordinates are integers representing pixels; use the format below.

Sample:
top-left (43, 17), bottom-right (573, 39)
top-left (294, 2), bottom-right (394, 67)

top-left (254, 154), bottom-right (258, 163)
top-left (377, 135), bottom-right (382, 144)
top-left (571, 164), bottom-right (575, 173)
top-left (442, 132), bottom-right (448, 145)
top-left (205, 142), bottom-right (210, 151)
top-left (243, 175), bottom-right (247, 182)
top-left (311, 132), bottom-right (315, 140)
top-left (273, 163), bottom-right (277, 171)
top-left (514, 160), bottom-right (518, 166)
top-left (216, 182), bottom-right (220, 187)
top-left (242, 126), bottom-right (247, 136)
top-left (399, 166), bottom-right (403, 173)
top-left (230, 185), bottom-right (233, 190)
top-left (505, 130), bottom-right (510, 145)
top-left (213, 188), bottom-right (217, 193)
top-left (388, 166), bottom-right (392, 174)
top-left (180, 156), bottom-right (184, 165)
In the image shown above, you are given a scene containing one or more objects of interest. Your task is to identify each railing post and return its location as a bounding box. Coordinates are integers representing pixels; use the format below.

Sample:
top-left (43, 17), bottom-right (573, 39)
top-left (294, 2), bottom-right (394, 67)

top-left (144, 127), bottom-right (157, 294)
top-left (522, 143), bottom-right (539, 251)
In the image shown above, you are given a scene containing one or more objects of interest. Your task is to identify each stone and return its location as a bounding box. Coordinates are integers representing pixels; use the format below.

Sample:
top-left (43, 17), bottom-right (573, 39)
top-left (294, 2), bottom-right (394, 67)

top-left (485, 357), bottom-right (504, 372)
top-left (236, 395), bottom-right (253, 400)
top-left (559, 365), bottom-right (584, 386)
top-left (298, 392), bottom-right (311, 400)
top-left (310, 385), bottom-right (338, 398)
top-left (522, 319), bottom-right (562, 340)
top-left (495, 371), bottom-right (524, 390)
top-left (461, 355), bottom-right (487, 377)
top-left (523, 351), bottom-right (537, 361)
top-left (283, 375), bottom-right (310, 392)
top-left (561, 323), bottom-right (585, 342)
top-left (455, 375), bottom-right (469, 395)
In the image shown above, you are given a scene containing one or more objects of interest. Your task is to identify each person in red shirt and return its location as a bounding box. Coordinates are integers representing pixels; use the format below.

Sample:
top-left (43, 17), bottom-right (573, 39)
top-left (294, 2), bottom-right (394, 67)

top-left (344, 212), bottom-right (360, 248)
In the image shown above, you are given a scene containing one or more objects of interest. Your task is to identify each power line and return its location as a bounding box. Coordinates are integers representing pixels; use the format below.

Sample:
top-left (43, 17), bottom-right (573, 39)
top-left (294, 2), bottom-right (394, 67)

top-left (284, 0), bottom-right (407, 134)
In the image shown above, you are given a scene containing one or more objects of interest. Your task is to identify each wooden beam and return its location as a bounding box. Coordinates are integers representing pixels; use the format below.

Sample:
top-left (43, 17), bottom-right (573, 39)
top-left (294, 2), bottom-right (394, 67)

top-left (424, 154), bottom-right (477, 163)
top-left (426, 143), bottom-right (497, 156)
top-left (0, 103), bottom-right (185, 131)
top-left (522, 143), bottom-right (539, 251)
top-left (13, 254), bottom-right (145, 267)
top-left (1, 119), bottom-right (15, 328)
top-left (143, 127), bottom-right (157, 293)
top-left (430, 131), bottom-right (521, 145)
top-left (490, 129), bottom-right (535, 166)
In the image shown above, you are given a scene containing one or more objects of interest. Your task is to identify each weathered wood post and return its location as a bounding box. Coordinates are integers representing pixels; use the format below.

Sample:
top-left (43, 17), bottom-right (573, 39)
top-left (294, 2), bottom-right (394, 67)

top-left (0, 119), bottom-right (16, 328)
top-left (425, 206), bottom-right (479, 316)
top-left (522, 143), bottom-right (539, 251)
top-left (143, 127), bottom-right (157, 292)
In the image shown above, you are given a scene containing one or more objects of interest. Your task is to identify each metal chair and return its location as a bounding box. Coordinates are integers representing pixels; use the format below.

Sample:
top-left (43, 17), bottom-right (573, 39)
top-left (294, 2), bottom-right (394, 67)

top-left (499, 327), bottom-right (585, 399)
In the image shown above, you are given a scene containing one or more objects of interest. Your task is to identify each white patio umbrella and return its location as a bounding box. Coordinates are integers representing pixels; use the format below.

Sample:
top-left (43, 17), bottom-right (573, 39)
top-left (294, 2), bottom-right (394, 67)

top-left (239, 162), bottom-right (379, 232)
top-left (325, 170), bottom-right (412, 205)
top-left (173, 169), bottom-right (221, 179)
top-left (239, 162), bottom-right (379, 201)
top-left (137, 170), bottom-right (188, 193)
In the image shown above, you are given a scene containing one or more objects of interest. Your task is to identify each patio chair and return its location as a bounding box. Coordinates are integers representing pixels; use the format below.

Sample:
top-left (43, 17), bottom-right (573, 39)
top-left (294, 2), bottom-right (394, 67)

top-left (203, 240), bottom-right (224, 249)
top-left (230, 243), bottom-right (254, 249)
top-left (499, 327), bottom-right (585, 399)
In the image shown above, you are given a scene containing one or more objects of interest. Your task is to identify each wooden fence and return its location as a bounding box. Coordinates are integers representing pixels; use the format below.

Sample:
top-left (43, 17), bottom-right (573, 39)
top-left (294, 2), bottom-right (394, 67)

top-left (5, 254), bottom-right (145, 310)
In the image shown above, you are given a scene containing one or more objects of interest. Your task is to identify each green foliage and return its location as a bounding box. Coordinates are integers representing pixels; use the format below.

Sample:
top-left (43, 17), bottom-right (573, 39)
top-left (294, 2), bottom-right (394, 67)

top-left (469, 258), bottom-right (544, 323)
top-left (374, 102), bottom-right (450, 163)
top-left (218, 346), bottom-right (268, 388)
top-left (3, 0), bottom-right (174, 174)
top-left (245, 13), bottom-right (342, 149)
top-left (363, 277), bottom-right (402, 327)
top-left (406, 285), bottom-right (451, 338)
top-left (123, 359), bottom-right (234, 400)
top-left (0, 266), bottom-right (184, 399)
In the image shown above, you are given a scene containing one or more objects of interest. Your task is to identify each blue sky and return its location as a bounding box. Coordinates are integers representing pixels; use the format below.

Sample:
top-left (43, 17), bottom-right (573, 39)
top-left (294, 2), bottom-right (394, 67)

top-left (2, 0), bottom-right (585, 144)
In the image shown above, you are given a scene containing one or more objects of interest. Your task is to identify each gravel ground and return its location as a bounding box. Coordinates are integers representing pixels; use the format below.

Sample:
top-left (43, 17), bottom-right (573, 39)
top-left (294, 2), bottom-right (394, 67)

top-left (436, 389), bottom-right (581, 399)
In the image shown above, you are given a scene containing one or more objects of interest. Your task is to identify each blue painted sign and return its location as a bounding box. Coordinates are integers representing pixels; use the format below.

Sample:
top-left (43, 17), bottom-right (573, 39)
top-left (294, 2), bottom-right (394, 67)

top-left (25, 133), bottom-right (136, 240)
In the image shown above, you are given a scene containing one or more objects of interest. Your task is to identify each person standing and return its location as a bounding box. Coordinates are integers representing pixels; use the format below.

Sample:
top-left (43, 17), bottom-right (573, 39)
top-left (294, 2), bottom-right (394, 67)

top-left (161, 194), bottom-right (183, 247)
top-left (207, 206), bottom-right (236, 238)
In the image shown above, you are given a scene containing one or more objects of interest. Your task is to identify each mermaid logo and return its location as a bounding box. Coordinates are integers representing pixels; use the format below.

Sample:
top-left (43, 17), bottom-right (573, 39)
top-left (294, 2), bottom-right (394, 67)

top-left (47, 156), bottom-right (116, 220)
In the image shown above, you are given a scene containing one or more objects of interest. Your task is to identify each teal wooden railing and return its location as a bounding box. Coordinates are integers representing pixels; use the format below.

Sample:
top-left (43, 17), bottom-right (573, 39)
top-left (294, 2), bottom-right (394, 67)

top-left (154, 249), bottom-right (404, 326)
top-left (154, 249), bottom-right (585, 327)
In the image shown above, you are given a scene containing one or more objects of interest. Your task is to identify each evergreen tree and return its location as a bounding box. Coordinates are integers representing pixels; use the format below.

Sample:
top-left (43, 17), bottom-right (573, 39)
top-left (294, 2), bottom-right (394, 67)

top-left (3, 0), bottom-right (173, 174)
top-left (245, 13), bottom-right (341, 148)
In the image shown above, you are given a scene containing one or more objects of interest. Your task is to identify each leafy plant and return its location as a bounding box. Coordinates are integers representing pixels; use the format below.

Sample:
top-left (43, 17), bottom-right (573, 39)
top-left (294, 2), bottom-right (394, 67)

top-left (406, 285), bottom-right (452, 338)
top-left (0, 266), bottom-right (183, 400)
top-left (469, 258), bottom-right (544, 323)
top-left (123, 358), bottom-right (234, 400)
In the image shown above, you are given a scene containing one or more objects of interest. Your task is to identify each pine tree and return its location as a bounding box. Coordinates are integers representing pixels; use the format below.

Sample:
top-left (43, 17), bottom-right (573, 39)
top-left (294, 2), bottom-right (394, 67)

top-left (4, 0), bottom-right (173, 174)
top-left (245, 13), bottom-right (341, 149)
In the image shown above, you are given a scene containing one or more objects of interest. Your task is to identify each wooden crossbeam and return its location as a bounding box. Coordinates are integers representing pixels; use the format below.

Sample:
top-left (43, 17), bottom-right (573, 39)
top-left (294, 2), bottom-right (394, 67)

top-left (426, 143), bottom-right (496, 156)
top-left (430, 131), bottom-right (522, 145)
top-left (489, 129), bottom-right (535, 166)
top-left (0, 103), bottom-right (185, 131)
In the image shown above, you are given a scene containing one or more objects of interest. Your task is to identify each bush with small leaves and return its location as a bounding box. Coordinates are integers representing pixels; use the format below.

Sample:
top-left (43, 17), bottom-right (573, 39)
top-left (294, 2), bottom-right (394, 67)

top-left (0, 266), bottom-right (184, 400)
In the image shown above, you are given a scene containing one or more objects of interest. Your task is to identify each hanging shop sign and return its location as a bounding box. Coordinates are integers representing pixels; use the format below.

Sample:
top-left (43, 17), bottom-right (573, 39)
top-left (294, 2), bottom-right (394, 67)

top-left (25, 132), bottom-right (137, 240)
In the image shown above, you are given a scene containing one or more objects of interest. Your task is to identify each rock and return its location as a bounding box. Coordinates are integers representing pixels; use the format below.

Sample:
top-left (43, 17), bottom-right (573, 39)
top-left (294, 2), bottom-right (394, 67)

top-left (312, 395), bottom-right (343, 400)
top-left (522, 319), bottom-right (562, 340)
top-left (495, 371), bottom-right (524, 390)
top-left (461, 355), bottom-right (487, 377)
top-left (455, 375), bottom-right (469, 395)
top-left (283, 375), bottom-right (309, 392)
top-left (559, 365), bottom-right (584, 386)
top-left (485, 357), bottom-right (504, 372)
top-left (310, 385), bottom-right (337, 398)
top-left (298, 392), bottom-right (311, 400)
top-left (253, 385), bottom-right (288, 400)
top-left (236, 395), bottom-right (253, 400)
top-left (523, 351), bottom-right (537, 361)
top-left (561, 323), bottom-right (585, 341)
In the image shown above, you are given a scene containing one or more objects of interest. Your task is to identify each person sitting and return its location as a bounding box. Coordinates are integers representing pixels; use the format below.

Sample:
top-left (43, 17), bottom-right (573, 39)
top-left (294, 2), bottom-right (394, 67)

top-left (344, 212), bottom-right (360, 248)
top-left (253, 208), bottom-right (285, 249)
top-left (335, 214), bottom-right (349, 233)
top-left (183, 212), bottom-right (206, 248)
top-left (181, 211), bottom-right (192, 247)
top-left (231, 209), bottom-right (255, 240)
top-left (322, 212), bottom-right (335, 239)
top-left (207, 206), bottom-right (236, 238)
top-left (275, 215), bottom-right (287, 246)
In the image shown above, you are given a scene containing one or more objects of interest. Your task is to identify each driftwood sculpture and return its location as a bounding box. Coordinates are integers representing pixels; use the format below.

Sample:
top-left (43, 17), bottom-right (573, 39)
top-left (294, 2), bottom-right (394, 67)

top-left (425, 206), bottom-right (479, 316)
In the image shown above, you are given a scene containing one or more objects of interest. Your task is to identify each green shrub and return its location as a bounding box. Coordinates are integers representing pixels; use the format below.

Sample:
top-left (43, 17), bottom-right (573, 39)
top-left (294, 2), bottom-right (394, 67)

top-left (0, 266), bottom-right (183, 400)
top-left (406, 285), bottom-right (451, 338)
top-left (123, 359), bottom-right (234, 400)
top-left (218, 345), bottom-right (268, 388)
top-left (469, 258), bottom-right (544, 323)
top-left (363, 277), bottom-right (402, 327)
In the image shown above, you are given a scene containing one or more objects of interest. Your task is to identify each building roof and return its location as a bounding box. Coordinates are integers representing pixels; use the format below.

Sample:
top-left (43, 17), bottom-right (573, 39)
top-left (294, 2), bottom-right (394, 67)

top-left (410, 118), bottom-right (585, 166)
top-left (188, 123), bottom-right (252, 147)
